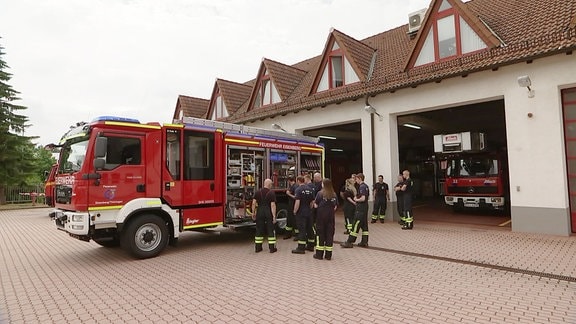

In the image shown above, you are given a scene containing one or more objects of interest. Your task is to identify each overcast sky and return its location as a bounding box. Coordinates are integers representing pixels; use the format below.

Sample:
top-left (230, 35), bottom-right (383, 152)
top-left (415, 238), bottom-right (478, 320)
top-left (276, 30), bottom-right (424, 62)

top-left (0, 0), bottom-right (430, 146)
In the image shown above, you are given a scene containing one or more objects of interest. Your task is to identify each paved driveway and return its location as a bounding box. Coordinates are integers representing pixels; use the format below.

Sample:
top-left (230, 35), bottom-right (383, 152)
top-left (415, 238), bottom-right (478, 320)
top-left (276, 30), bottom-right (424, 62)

top-left (1, 208), bottom-right (575, 323)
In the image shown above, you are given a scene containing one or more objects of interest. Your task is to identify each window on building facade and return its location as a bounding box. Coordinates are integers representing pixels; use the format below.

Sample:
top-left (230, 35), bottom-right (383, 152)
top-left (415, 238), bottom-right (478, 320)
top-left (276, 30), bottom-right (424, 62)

top-left (210, 93), bottom-right (228, 120)
top-left (254, 69), bottom-right (281, 108)
top-left (415, 0), bottom-right (487, 66)
top-left (317, 42), bottom-right (360, 92)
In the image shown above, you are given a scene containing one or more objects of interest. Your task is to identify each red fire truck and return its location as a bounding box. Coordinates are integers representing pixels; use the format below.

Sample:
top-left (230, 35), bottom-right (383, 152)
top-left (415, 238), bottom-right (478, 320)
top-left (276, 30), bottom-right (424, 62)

top-left (51, 116), bottom-right (323, 258)
top-left (44, 163), bottom-right (58, 207)
top-left (434, 132), bottom-right (508, 211)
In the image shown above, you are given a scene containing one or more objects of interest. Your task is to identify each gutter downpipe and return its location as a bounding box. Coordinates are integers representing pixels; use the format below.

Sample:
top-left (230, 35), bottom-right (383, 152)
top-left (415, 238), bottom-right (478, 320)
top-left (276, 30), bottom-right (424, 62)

top-left (365, 96), bottom-right (376, 185)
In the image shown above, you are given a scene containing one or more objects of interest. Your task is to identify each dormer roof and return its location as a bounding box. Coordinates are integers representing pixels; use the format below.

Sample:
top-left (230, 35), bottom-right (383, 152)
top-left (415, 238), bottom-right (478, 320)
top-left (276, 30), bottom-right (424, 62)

top-left (173, 95), bottom-right (209, 120)
top-left (243, 58), bottom-right (307, 113)
top-left (404, 0), bottom-right (502, 70)
top-left (206, 79), bottom-right (253, 119)
top-left (309, 28), bottom-right (376, 94)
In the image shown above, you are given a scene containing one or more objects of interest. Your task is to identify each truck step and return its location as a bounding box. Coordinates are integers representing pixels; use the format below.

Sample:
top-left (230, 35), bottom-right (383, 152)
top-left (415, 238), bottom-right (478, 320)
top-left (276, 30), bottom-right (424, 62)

top-left (226, 221), bottom-right (255, 230)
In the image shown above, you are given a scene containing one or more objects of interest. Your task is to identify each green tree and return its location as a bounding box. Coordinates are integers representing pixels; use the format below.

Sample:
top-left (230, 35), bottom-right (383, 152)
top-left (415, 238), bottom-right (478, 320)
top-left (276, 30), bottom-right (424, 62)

top-left (0, 40), bottom-right (37, 204)
top-left (30, 145), bottom-right (57, 185)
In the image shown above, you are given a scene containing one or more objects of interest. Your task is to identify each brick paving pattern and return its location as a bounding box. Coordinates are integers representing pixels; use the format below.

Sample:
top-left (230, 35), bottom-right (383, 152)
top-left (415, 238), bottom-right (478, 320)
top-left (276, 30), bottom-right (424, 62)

top-left (1, 208), bottom-right (575, 323)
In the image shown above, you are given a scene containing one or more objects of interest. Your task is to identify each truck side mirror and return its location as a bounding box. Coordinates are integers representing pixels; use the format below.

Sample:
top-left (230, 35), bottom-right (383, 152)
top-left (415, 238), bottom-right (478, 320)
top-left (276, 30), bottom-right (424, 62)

top-left (94, 158), bottom-right (105, 170)
top-left (94, 137), bottom-right (107, 158)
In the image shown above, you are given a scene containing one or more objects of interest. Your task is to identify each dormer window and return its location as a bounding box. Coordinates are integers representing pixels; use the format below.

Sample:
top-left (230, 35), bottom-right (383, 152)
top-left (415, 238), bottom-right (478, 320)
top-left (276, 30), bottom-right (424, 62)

top-left (330, 56), bottom-right (344, 88)
top-left (254, 69), bottom-right (281, 108)
top-left (317, 43), bottom-right (360, 92)
top-left (415, 0), bottom-right (487, 66)
top-left (210, 93), bottom-right (228, 120)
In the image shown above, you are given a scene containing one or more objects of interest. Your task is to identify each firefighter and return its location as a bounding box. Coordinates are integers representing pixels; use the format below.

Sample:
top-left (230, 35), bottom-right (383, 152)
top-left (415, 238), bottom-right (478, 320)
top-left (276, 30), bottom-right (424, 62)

top-left (340, 177), bottom-right (357, 234)
top-left (371, 175), bottom-right (390, 223)
top-left (312, 172), bottom-right (323, 195)
top-left (251, 178), bottom-right (277, 253)
top-left (311, 172), bottom-right (322, 239)
top-left (341, 173), bottom-right (370, 248)
top-left (291, 175), bottom-right (316, 254)
top-left (393, 174), bottom-right (405, 225)
top-left (400, 170), bottom-right (414, 230)
top-left (313, 178), bottom-right (338, 260)
top-left (283, 176), bottom-right (298, 240)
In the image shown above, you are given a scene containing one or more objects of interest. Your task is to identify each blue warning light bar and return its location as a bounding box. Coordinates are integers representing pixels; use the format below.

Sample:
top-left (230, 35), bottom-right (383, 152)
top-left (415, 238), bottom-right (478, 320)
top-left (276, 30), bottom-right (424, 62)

top-left (92, 116), bottom-right (141, 124)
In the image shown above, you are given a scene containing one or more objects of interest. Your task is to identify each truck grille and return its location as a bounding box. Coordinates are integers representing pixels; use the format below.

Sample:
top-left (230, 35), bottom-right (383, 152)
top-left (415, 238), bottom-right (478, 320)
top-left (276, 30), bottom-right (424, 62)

top-left (55, 186), bottom-right (72, 204)
top-left (446, 186), bottom-right (499, 195)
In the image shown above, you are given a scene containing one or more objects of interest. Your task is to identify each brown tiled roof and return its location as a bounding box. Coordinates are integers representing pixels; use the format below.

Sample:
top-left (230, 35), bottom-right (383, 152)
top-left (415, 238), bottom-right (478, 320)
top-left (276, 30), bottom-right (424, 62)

top-left (306, 28), bottom-right (377, 96)
top-left (264, 58), bottom-right (307, 101)
top-left (173, 95), bottom-right (209, 120)
top-left (206, 79), bottom-right (253, 118)
top-left (241, 58), bottom-right (307, 115)
top-left (217, 0), bottom-right (576, 124)
top-left (331, 29), bottom-right (377, 81)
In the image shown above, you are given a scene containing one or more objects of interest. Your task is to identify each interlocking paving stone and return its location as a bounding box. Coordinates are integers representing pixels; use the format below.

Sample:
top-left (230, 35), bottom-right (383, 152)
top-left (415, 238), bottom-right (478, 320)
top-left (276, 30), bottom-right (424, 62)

top-left (0, 208), bottom-right (575, 323)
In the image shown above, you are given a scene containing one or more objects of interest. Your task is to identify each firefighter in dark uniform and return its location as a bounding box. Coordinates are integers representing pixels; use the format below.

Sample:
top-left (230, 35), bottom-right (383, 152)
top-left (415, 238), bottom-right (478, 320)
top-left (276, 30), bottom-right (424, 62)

top-left (251, 178), bottom-right (277, 253)
top-left (313, 178), bottom-right (338, 260)
top-left (312, 172), bottom-right (323, 197)
top-left (340, 177), bottom-right (357, 234)
top-left (292, 175), bottom-right (316, 254)
top-left (393, 174), bottom-right (405, 225)
top-left (311, 172), bottom-right (322, 243)
top-left (371, 175), bottom-right (390, 223)
top-left (283, 176), bottom-right (298, 240)
top-left (400, 170), bottom-right (414, 230)
top-left (341, 173), bottom-right (370, 248)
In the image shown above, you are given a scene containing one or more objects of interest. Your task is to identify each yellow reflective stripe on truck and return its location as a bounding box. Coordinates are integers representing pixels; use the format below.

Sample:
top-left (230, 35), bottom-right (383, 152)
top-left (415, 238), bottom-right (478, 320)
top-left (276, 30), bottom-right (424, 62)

top-left (183, 222), bottom-right (223, 230)
top-left (89, 205), bottom-right (123, 211)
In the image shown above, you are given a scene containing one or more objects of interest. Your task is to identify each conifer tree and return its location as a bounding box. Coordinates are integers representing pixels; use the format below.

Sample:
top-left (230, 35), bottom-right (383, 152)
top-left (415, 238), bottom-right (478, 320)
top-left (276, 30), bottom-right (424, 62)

top-left (0, 40), bottom-right (37, 203)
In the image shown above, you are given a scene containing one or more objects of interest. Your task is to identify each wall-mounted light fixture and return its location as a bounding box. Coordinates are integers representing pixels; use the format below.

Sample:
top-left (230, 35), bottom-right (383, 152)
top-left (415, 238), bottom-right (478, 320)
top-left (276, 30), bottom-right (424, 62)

top-left (517, 75), bottom-right (535, 98)
top-left (364, 105), bottom-right (383, 121)
top-left (318, 135), bottom-right (337, 140)
top-left (402, 123), bottom-right (422, 129)
top-left (271, 123), bottom-right (287, 132)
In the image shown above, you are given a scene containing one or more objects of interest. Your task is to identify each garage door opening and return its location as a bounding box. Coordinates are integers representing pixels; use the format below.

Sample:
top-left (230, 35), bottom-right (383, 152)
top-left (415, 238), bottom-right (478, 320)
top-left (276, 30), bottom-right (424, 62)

top-left (304, 122), bottom-right (362, 192)
top-left (397, 99), bottom-right (511, 227)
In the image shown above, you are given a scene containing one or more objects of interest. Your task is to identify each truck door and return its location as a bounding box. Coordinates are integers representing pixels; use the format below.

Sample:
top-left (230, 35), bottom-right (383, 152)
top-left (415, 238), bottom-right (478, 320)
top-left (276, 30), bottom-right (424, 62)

top-left (162, 127), bottom-right (224, 228)
top-left (89, 133), bottom-right (147, 209)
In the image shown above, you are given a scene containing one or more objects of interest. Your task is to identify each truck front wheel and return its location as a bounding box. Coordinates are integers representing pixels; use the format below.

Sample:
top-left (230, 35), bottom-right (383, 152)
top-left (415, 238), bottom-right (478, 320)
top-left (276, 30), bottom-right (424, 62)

top-left (121, 214), bottom-right (169, 259)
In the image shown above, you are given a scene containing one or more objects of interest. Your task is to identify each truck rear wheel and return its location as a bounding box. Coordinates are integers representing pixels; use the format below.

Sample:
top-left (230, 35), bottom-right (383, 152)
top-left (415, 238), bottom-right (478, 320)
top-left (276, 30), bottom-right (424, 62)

top-left (121, 214), bottom-right (169, 259)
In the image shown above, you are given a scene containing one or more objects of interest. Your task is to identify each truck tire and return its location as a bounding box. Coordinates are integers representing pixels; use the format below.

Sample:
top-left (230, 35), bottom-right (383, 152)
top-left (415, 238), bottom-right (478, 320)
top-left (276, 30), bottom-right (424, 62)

top-left (121, 214), bottom-right (169, 259)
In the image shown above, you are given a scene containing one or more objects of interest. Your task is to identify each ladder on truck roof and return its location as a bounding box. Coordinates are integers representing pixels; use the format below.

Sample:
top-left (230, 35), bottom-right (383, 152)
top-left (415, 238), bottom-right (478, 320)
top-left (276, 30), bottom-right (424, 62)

top-left (178, 116), bottom-right (319, 144)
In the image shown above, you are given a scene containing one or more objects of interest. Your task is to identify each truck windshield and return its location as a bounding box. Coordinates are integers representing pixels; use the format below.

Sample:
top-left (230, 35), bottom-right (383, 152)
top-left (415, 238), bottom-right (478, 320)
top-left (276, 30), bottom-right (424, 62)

top-left (59, 140), bottom-right (89, 173)
top-left (447, 158), bottom-right (498, 177)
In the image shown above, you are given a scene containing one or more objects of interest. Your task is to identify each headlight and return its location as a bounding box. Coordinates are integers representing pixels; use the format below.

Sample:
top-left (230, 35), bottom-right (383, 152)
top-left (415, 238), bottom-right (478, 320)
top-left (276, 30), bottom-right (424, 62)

top-left (71, 214), bottom-right (84, 222)
top-left (445, 197), bottom-right (453, 201)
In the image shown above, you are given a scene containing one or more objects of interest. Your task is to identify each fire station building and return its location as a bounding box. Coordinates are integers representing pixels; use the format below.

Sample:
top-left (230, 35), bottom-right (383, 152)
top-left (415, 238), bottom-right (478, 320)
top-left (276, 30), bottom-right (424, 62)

top-left (173, 0), bottom-right (576, 236)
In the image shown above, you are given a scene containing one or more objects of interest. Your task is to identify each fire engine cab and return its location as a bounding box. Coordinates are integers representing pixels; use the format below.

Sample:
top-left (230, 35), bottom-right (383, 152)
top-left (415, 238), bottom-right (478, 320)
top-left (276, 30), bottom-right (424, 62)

top-left (434, 132), bottom-right (508, 211)
top-left (51, 116), bottom-right (323, 258)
